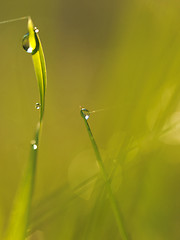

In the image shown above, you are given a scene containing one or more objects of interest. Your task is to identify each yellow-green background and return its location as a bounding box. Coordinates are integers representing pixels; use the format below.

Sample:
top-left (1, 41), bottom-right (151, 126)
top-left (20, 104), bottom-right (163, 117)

top-left (1, 0), bottom-right (180, 239)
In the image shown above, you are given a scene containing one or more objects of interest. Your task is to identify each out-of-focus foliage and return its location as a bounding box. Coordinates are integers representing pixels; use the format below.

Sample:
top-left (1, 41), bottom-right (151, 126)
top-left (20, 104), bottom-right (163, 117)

top-left (0, 0), bottom-right (180, 239)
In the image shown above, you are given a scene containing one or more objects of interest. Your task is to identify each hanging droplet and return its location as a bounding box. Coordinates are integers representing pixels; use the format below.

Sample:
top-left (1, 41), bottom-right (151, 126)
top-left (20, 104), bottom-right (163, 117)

top-left (22, 27), bottom-right (39, 54)
top-left (35, 103), bottom-right (41, 110)
top-left (33, 144), bottom-right (38, 150)
top-left (34, 27), bottom-right (39, 33)
top-left (30, 140), bottom-right (38, 150)
top-left (81, 107), bottom-right (90, 120)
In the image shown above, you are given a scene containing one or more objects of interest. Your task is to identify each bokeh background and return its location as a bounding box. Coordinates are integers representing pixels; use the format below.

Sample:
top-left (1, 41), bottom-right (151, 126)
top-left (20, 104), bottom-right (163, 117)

top-left (1, 0), bottom-right (180, 239)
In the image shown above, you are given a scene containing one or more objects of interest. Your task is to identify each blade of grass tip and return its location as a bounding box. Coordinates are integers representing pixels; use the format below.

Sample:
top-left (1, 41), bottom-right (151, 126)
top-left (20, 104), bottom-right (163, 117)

top-left (80, 107), bottom-right (129, 240)
top-left (28, 17), bottom-right (47, 121)
top-left (4, 18), bottom-right (47, 240)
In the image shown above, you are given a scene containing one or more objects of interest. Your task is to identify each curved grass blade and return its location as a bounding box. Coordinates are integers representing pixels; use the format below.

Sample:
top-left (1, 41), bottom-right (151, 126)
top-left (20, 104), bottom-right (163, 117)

top-left (4, 17), bottom-right (47, 240)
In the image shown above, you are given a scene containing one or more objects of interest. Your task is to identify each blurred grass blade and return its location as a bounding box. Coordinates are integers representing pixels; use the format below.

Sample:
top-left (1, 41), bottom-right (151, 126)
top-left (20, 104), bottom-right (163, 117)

top-left (80, 107), bottom-right (129, 240)
top-left (4, 147), bottom-right (37, 240)
top-left (4, 17), bottom-right (47, 240)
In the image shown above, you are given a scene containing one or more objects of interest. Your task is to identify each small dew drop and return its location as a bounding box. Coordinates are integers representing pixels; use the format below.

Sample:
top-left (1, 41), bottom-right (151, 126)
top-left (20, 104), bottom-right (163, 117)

top-left (81, 107), bottom-right (90, 120)
top-left (35, 103), bottom-right (41, 110)
top-left (33, 144), bottom-right (38, 150)
top-left (30, 140), bottom-right (38, 150)
top-left (85, 114), bottom-right (90, 120)
top-left (34, 27), bottom-right (39, 33)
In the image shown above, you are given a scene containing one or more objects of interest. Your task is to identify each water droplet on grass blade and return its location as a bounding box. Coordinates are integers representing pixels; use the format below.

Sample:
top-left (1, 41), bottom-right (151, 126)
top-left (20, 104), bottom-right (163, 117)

top-left (85, 114), bottom-right (90, 120)
top-left (35, 103), bottom-right (41, 110)
top-left (81, 107), bottom-right (90, 120)
top-left (33, 144), bottom-right (38, 150)
top-left (34, 27), bottom-right (39, 33)
top-left (31, 140), bottom-right (38, 150)
top-left (22, 27), bottom-right (39, 54)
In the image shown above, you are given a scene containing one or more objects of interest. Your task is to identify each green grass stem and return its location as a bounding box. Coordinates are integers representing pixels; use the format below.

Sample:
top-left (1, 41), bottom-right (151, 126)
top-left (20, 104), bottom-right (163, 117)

top-left (80, 108), bottom-right (129, 240)
top-left (4, 17), bottom-right (47, 240)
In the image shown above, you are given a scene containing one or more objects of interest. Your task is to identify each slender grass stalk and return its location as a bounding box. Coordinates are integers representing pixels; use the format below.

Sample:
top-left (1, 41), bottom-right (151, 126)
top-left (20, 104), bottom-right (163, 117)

top-left (0, 16), bottom-right (29, 25)
top-left (80, 107), bottom-right (128, 240)
top-left (4, 17), bottom-right (47, 240)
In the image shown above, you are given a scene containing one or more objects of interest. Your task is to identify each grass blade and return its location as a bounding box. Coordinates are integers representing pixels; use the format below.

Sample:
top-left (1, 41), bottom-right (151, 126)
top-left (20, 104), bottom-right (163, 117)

top-left (80, 107), bottom-right (129, 240)
top-left (4, 17), bottom-right (47, 240)
top-left (28, 18), bottom-right (47, 121)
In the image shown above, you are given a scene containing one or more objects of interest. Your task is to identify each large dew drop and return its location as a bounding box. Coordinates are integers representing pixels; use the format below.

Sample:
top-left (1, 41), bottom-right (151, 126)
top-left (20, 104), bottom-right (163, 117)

top-left (22, 27), bottom-right (39, 54)
top-left (81, 107), bottom-right (90, 120)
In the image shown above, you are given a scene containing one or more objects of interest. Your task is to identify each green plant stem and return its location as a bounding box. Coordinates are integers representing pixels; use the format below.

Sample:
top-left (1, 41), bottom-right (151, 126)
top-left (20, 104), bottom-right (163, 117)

top-left (4, 18), bottom-right (46, 240)
top-left (80, 110), bottom-right (128, 240)
top-left (4, 123), bottom-right (41, 240)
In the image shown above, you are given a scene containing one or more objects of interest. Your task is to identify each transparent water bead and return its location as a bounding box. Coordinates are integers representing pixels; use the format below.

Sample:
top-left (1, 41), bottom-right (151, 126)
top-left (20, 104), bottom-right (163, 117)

top-left (22, 27), bottom-right (39, 54)
top-left (81, 107), bottom-right (90, 120)
top-left (31, 140), bottom-right (38, 150)
top-left (35, 103), bottom-right (41, 110)
top-left (33, 144), bottom-right (38, 150)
